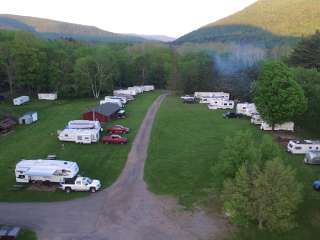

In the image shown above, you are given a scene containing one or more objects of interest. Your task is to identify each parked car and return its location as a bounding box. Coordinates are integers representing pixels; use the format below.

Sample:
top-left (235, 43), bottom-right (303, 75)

top-left (223, 112), bottom-right (242, 119)
top-left (102, 134), bottom-right (128, 144)
top-left (304, 151), bottom-right (320, 164)
top-left (312, 180), bottom-right (320, 191)
top-left (114, 109), bottom-right (126, 119)
top-left (60, 176), bottom-right (101, 193)
top-left (106, 125), bottom-right (129, 134)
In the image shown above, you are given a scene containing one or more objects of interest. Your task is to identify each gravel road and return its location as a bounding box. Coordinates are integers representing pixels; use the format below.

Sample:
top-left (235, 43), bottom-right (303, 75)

top-left (0, 94), bottom-right (228, 240)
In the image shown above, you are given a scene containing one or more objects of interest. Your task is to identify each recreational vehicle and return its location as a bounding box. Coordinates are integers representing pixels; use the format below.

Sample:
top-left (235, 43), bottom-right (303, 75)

top-left (113, 89), bottom-right (137, 96)
top-left (287, 140), bottom-right (320, 154)
top-left (129, 86), bottom-right (144, 94)
top-left (194, 92), bottom-right (230, 100)
top-left (15, 159), bottom-right (79, 183)
top-left (13, 96), bottom-right (30, 106)
top-left (142, 85), bottom-right (155, 91)
top-left (104, 96), bottom-right (127, 105)
top-left (58, 128), bottom-right (100, 144)
top-left (67, 120), bottom-right (101, 130)
top-left (38, 93), bottom-right (57, 100)
top-left (208, 100), bottom-right (234, 110)
top-left (236, 103), bottom-right (258, 117)
top-left (251, 114), bottom-right (263, 125)
top-left (260, 121), bottom-right (294, 131)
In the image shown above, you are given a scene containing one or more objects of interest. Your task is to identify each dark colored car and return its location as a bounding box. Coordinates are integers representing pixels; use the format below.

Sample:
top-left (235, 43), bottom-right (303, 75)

top-left (313, 180), bottom-right (320, 191)
top-left (102, 134), bottom-right (128, 144)
top-left (223, 112), bottom-right (242, 119)
top-left (114, 109), bottom-right (126, 119)
top-left (106, 125), bottom-right (129, 134)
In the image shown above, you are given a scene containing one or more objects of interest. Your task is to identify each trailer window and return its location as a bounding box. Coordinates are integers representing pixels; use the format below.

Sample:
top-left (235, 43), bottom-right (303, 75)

top-left (18, 175), bottom-right (25, 179)
top-left (295, 147), bottom-right (302, 150)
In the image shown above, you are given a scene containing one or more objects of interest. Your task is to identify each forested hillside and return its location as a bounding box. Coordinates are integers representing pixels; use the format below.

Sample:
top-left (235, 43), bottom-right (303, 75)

top-left (0, 14), bottom-right (144, 43)
top-left (175, 0), bottom-right (320, 46)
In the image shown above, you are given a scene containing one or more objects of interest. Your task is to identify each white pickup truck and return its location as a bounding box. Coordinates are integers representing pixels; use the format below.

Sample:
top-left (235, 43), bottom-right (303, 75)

top-left (60, 177), bottom-right (101, 193)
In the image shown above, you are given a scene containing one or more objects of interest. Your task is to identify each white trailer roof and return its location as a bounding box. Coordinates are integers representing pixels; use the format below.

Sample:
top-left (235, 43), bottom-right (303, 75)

top-left (16, 160), bottom-right (79, 174)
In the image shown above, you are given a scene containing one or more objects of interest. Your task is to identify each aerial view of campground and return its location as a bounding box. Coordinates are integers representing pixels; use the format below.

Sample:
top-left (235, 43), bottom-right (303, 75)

top-left (0, 0), bottom-right (320, 239)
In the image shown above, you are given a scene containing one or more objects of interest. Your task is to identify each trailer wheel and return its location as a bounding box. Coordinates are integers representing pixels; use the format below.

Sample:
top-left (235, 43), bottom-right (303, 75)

top-left (65, 187), bottom-right (71, 193)
top-left (90, 187), bottom-right (96, 193)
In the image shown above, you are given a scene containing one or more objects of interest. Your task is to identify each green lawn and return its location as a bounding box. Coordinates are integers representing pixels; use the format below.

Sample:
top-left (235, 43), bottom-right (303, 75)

top-left (17, 229), bottom-right (37, 240)
top-left (0, 91), bottom-right (160, 202)
top-left (145, 96), bottom-right (320, 240)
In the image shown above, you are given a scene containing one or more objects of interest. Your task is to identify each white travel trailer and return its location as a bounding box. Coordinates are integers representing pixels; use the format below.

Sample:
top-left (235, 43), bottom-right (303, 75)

top-left (19, 112), bottom-right (38, 125)
top-left (195, 92), bottom-right (230, 100)
top-left (142, 85), bottom-right (155, 91)
top-left (13, 96), bottom-right (30, 106)
top-left (113, 89), bottom-right (137, 96)
top-left (208, 100), bottom-right (234, 110)
top-left (260, 121), bottom-right (294, 131)
top-left (67, 120), bottom-right (101, 130)
top-left (287, 140), bottom-right (320, 154)
top-left (58, 128), bottom-right (100, 144)
top-left (104, 96), bottom-right (127, 105)
top-left (128, 86), bottom-right (143, 94)
top-left (251, 114), bottom-right (263, 125)
top-left (100, 98), bottom-right (123, 108)
top-left (15, 159), bottom-right (79, 183)
top-left (236, 103), bottom-right (258, 117)
top-left (38, 93), bottom-right (57, 100)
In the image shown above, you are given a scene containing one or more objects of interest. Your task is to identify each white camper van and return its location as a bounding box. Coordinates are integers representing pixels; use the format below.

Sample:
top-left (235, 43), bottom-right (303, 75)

top-left (260, 121), bottom-right (294, 131)
top-left (58, 128), bottom-right (100, 144)
top-left (15, 160), bottom-right (79, 183)
top-left (236, 103), bottom-right (258, 117)
top-left (13, 96), bottom-right (30, 106)
top-left (251, 114), bottom-right (263, 125)
top-left (38, 93), bottom-right (57, 100)
top-left (208, 100), bottom-right (234, 110)
top-left (287, 140), bottom-right (320, 154)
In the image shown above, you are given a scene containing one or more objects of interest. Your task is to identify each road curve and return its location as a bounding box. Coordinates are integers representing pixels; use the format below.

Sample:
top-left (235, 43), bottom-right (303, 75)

top-left (0, 94), bottom-right (227, 240)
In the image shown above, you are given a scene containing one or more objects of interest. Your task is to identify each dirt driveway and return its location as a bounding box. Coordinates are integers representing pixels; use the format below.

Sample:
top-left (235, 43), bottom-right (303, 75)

top-left (0, 94), bottom-right (228, 240)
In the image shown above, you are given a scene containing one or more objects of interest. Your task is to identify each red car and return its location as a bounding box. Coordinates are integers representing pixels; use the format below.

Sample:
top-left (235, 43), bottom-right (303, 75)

top-left (102, 134), bottom-right (128, 144)
top-left (105, 125), bottom-right (129, 134)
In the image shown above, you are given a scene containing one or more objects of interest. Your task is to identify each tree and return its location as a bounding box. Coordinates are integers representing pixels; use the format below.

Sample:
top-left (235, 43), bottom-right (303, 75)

top-left (289, 31), bottom-right (320, 71)
top-left (223, 158), bottom-right (302, 232)
top-left (0, 41), bottom-right (16, 99)
top-left (254, 61), bottom-right (307, 126)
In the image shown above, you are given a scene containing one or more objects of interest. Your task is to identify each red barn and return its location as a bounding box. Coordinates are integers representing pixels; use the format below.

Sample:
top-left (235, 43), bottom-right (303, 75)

top-left (83, 103), bottom-right (120, 123)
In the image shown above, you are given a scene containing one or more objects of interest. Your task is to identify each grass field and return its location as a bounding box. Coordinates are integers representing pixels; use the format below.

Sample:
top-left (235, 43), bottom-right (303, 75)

top-left (17, 229), bottom-right (37, 240)
top-left (0, 91), bottom-right (160, 202)
top-left (145, 96), bottom-right (320, 240)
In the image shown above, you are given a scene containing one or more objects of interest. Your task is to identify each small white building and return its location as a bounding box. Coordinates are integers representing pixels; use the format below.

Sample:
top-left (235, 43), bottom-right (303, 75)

top-left (236, 103), bottom-right (258, 117)
top-left (208, 99), bottom-right (234, 110)
top-left (260, 121), bottom-right (294, 131)
top-left (15, 159), bottom-right (79, 183)
top-left (13, 96), bottom-right (30, 106)
top-left (287, 140), bottom-right (320, 154)
top-left (58, 128), bottom-right (100, 144)
top-left (38, 93), bottom-right (57, 100)
top-left (19, 111), bottom-right (38, 125)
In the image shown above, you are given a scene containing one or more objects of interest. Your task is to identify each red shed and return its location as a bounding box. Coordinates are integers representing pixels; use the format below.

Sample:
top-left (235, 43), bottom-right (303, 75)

top-left (83, 103), bottom-right (120, 123)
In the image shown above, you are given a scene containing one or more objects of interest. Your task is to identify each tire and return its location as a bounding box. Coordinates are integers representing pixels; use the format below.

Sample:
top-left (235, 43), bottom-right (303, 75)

top-left (65, 187), bottom-right (71, 193)
top-left (90, 187), bottom-right (96, 193)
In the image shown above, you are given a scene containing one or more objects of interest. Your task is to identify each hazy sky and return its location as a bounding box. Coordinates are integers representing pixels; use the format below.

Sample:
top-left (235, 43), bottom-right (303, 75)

top-left (1, 0), bottom-right (257, 38)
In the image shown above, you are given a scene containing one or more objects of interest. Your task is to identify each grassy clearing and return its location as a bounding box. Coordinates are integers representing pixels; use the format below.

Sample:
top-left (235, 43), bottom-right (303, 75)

top-left (0, 91), bottom-right (160, 202)
top-left (145, 96), bottom-right (320, 240)
top-left (17, 229), bottom-right (37, 240)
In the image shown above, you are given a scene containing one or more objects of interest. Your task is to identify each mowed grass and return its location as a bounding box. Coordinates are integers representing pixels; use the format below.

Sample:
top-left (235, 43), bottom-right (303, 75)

top-left (145, 96), bottom-right (320, 240)
top-left (17, 229), bottom-right (37, 240)
top-left (0, 91), bottom-right (160, 202)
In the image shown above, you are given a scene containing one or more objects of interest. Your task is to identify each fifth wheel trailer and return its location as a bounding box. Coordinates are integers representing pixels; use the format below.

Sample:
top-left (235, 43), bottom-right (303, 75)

top-left (260, 121), bottom-right (294, 131)
top-left (15, 159), bottom-right (79, 183)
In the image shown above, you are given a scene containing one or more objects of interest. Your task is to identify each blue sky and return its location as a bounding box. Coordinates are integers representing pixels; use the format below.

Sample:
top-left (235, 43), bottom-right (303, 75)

top-left (1, 0), bottom-right (258, 38)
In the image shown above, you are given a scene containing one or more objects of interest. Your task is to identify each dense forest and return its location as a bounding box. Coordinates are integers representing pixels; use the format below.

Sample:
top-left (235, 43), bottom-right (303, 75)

top-left (0, 29), bottom-right (319, 133)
